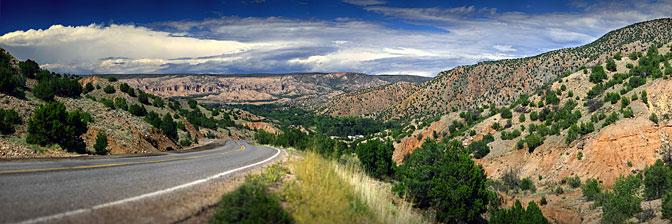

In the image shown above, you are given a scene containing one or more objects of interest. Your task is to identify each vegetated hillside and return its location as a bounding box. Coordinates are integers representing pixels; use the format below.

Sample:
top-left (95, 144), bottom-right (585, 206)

top-left (0, 49), bottom-right (263, 158)
top-left (390, 41), bottom-right (672, 223)
top-left (318, 81), bottom-right (421, 118)
top-left (117, 73), bottom-right (430, 107)
top-left (325, 18), bottom-right (672, 121)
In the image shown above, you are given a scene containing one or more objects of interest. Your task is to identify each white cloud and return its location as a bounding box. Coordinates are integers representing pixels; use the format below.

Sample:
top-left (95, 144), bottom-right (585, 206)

top-left (0, 0), bottom-right (671, 77)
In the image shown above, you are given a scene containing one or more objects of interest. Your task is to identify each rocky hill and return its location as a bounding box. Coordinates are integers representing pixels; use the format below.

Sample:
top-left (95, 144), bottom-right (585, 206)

top-left (318, 81), bottom-right (421, 118)
top-left (389, 39), bottom-right (672, 223)
top-left (0, 49), bottom-right (265, 158)
top-left (116, 73), bottom-right (429, 107)
top-left (323, 18), bottom-right (672, 121)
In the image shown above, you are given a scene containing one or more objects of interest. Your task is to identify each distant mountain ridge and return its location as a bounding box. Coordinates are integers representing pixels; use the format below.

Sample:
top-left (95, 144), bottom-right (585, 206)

top-left (321, 18), bottom-right (672, 121)
top-left (117, 72), bottom-right (430, 106)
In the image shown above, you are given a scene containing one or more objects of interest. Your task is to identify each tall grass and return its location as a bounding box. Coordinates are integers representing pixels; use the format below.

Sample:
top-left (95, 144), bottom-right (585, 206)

top-left (332, 156), bottom-right (426, 224)
top-left (283, 152), bottom-right (426, 224)
top-left (283, 152), bottom-right (373, 223)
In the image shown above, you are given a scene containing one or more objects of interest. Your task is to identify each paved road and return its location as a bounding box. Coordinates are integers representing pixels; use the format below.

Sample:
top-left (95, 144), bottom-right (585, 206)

top-left (0, 140), bottom-right (280, 224)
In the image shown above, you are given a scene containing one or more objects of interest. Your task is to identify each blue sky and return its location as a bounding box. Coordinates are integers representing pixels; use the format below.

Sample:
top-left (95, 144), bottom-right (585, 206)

top-left (0, 0), bottom-right (670, 76)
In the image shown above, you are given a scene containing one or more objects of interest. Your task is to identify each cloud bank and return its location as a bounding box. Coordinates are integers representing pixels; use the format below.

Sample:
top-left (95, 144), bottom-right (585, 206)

top-left (0, 0), bottom-right (671, 76)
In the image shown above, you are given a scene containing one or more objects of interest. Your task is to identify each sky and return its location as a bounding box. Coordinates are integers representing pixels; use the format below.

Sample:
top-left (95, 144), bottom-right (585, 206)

top-left (0, 0), bottom-right (671, 77)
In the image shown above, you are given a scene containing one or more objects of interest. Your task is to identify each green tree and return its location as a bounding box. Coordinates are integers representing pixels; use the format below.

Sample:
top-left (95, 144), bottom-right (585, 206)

top-left (0, 66), bottom-right (25, 97)
top-left (356, 139), bottom-right (395, 179)
top-left (94, 132), bottom-right (108, 155)
top-left (643, 159), bottom-right (672, 200)
top-left (188, 99), bottom-right (198, 109)
top-left (468, 140), bottom-right (490, 159)
top-left (663, 192), bottom-right (672, 219)
top-left (153, 97), bottom-right (164, 108)
top-left (114, 97), bottom-right (128, 111)
top-left (545, 92), bottom-right (560, 105)
top-left (0, 108), bottom-right (22, 134)
top-left (33, 80), bottom-right (55, 101)
top-left (500, 107), bottom-right (513, 119)
top-left (589, 65), bottom-right (608, 83)
top-left (650, 113), bottom-right (659, 124)
top-left (84, 82), bottom-right (94, 93)
top-left (103, 85), bottom-right (115, 94)
top-left (138, 92), bottom-right (150, 105)
top-left (614, 52), bottom-right (622, 60)
top-left (581, 178), bottom-right (602, 201)
top-left (119, 83), bottom-right (129, 93)
top-left (211, 183), bottom-right (293, 224)
top-left (525, 134), bottom-right (544, 153)
top-left (26, 102), bottom-right (88, 153)
top-left (641, 90), bottom-right (648, 105)
top-left (160, 113), bottom-right (178, 142)
top-left (18, 59), bottom-right (39, 78)
top-left (128, 104), bottom-right (147, 116)
top-left (106, 76), bottom-right (118, 82)
top-left (600, 175), bottom-right (642, 224)
top-left (490, 200), bottom-right (549, 224)
top-left (606, 59), bottom-right (617, 72)
top-left (395, 139), bottom-right (490, 223)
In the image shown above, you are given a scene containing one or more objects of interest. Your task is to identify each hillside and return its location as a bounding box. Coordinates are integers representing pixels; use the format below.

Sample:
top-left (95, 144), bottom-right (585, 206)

top-left (389, 40), bottom-right (672, 223)
top-left (0, 49), bottom-right (266, 158)
top-left (117, 73), bottom-right (429, 107)
top-left (322, 18), bottom-right (672, 121)
top-left (318, 81), bottom-right (421, 118)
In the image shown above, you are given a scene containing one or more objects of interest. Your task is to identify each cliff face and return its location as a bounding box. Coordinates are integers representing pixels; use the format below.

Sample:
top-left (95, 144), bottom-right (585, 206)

top-left (119, 73), bottom-right (430, 106)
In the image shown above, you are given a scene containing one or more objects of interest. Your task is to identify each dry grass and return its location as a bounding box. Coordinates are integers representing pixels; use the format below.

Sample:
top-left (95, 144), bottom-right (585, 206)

top-left (281, 151), bottom-right (426, 224)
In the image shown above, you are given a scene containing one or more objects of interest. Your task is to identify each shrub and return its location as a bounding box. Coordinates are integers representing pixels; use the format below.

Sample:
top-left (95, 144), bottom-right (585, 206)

top-left (606, 59), bottom-right (617, 72)
top-left (530, 111), bottom-right (538, 121)
top-left (650, 113), bottom-right (659, 124)
top-left (0, 65), bottom-right (26, 97)
top-left (490, 200), bottom-right (548, 224)
top-left (589, 65), bottom-right (608, 83)
top-left (211, 183), bottom-right (293, 224)
top-left (577, 151), bottom-right (583, 160)
top-left (128, 104), bottom-right (147, 116)
top-left (101, 99), bottom-right (115, 109)
top-left (106, 76), bottom-right (118, 82)
top-left (84, 82), bottom-right (94, 93)
top-left (103, 85), bottom-right (115, 94)
top-left (600, 175), bottom-right (642, 224)
top-left (564, 175), bottom-right (581, 188)
top-left (663, 192), bottom-right (672, 219)
top-left (469, 130), bottom-right (476, 136)
top-left (18, 59), bottom-right (39, 78)
top-left (525, 133), bottom-right (544, 153)
top-left (519, 114), bottom-right (525, 122)
top-left (545, 92), bottom-right (560, 105)
top-left (628, 52), bottom-right (638, 60)
top-left (188, 99), bottom-right (198, 109)
top-left (500, 107), bottom-right (512, 119)
top-left (555, 186), bottom-right (564, 194)
top-left (540, 196), bottom-right (547, 205)
top-left (628, 76), bottom-right (646, 88)
top-left (33, 81), bottom-right (55, 101)
top-left (119, 83), bottom-right (129, 93)
top-left (501, 168), bottom-right (520, 190)
top-left (614, 52), bottom-right (622, 60)
top-left (626, 63), bottom-right (634, 69)
top-left (0, 108), bottom-right (22, 134)
top-left (114, 97), bottom-right (127, 111)
top-left (94, 132), bottom-right (108, 155)
top-left (620, 96), bottom-right (630, 109)
top-left (127, 87), bottom-right (136, 97)
top-left (641, 90), bottom-right (648, 105)
top-left (153, 97), bottom-right (164, 108)
top-left (138, 93), bottom-right (150, 105)
top-left (160, 113), bottom-right (178, 142)
top-left (643, 159), bottom-right (672, 200)
top-left (355, 139), bottom-right (395, 179)
top-left (468, 140), bottom-right (490, 159)
top-left (144, 111), bottom-right (161, 129)
top-left (395, 139), bottom-right (490, 223)
top-left (582, 178), bottom-right (602, 201)
top-left (179, 139), bottom-right (192, 147)
top-left (520, 178), bottom-right (535, 192)
top-left (26, 102), bottom-right (88, 153)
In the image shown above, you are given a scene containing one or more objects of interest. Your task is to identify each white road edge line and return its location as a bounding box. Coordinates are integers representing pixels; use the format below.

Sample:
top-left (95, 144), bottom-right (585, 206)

top-left (17, 145), bottom-right (281, 224)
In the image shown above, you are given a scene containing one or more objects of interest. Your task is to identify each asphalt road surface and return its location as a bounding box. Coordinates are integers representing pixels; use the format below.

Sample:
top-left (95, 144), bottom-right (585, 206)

top-left (0, 140), bottom-right (280, 224)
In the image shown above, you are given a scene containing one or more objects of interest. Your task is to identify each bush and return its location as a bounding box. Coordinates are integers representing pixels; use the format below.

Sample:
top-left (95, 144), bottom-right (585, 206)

top-left (520, 178), bottom-right (536, 192)
top-left (103, 85), bottom-right (115, 94)
top-left (500, 107), bottom-right (512, 119)
top-left (519, 114), bottom-right (525, 122)
top-left (179, 139), bottom-right (192, 147)
top-left (355, 139), bottom-right (394, 179)
top-left (188, 99), bottom-right (198, 109)
top-left (650, 113), bottom-right (659, 124)
top-left (540, 196), bottom-right (547, 205)
top-left (160, 113), bottom-right (178, 142)
top-left (138, 93), bottom-right (150, 105)
top-left (614, 52), bottom-right (622, 60)
top-left (211, 183), bottom-right (293, 224)
top-left (490, 200), bottom-right (548, 224)
top-left (119, 83), bottom-right (129, 93)
top-left (127, 88), bottom-right (136, 97)
top-left (128, 104), bottom-right (147, 116)
top-left (525, 134), bottom-right (544, 153)
top-left (106, 76), bottom-right (118, 82)
top-left (144, 111), bottom-right (161, 129)
top-left (94, 132), bottom-right (108, 155)
top-left (564, 175), bottom-right (581, 188)
top-left (663, 192), bottom-right (672, 219)
top-left (153, 97), bottom-right (164, 108)
top-left (582, 178), bottom-right (602, 201)
top-left (589, 65), bottom-right (608, 83)
top-left (628, 76), bottom-right (646, 88)
top-left (620, 96), bottom-right (630, 109)
top-left (468, 140), bottom-right (490, 159)
top-left (33, 80), bottom-right (55, 101)
top-left (395, 139), bottom-right (490, 223)
top-left (26, 102), bottom-right (88, 153)
top-left (641, 90), bottom-right (648, 105)
top-left (84, 82), bottom-right (94, 93)
top-left (600, 175), bottom-right (642, 224)
top-left (501, 168), bottom-right (520, 190)
top-left (0, 65), bottom-right (26, 97)
top-left (18, 59), bottom-right (39, 78)
top-left (114, 97), bottom-right (128, 111)
top-left (100, 99), bottom-right (115, 109)
top-left (606, 59), bottom-right (617, 72)
top-left (643, 159), bottom-right (672, 200)
top-left (545, 92), bottom-right (560, 105)
top-left (0, 108), bottom-right (22, 134)
top-left (555, 186), bottom-right (564, 194)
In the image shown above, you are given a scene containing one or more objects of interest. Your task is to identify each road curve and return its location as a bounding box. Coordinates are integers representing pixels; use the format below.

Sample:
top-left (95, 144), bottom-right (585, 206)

top-left (0, 140), bottom-right (280, 224)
